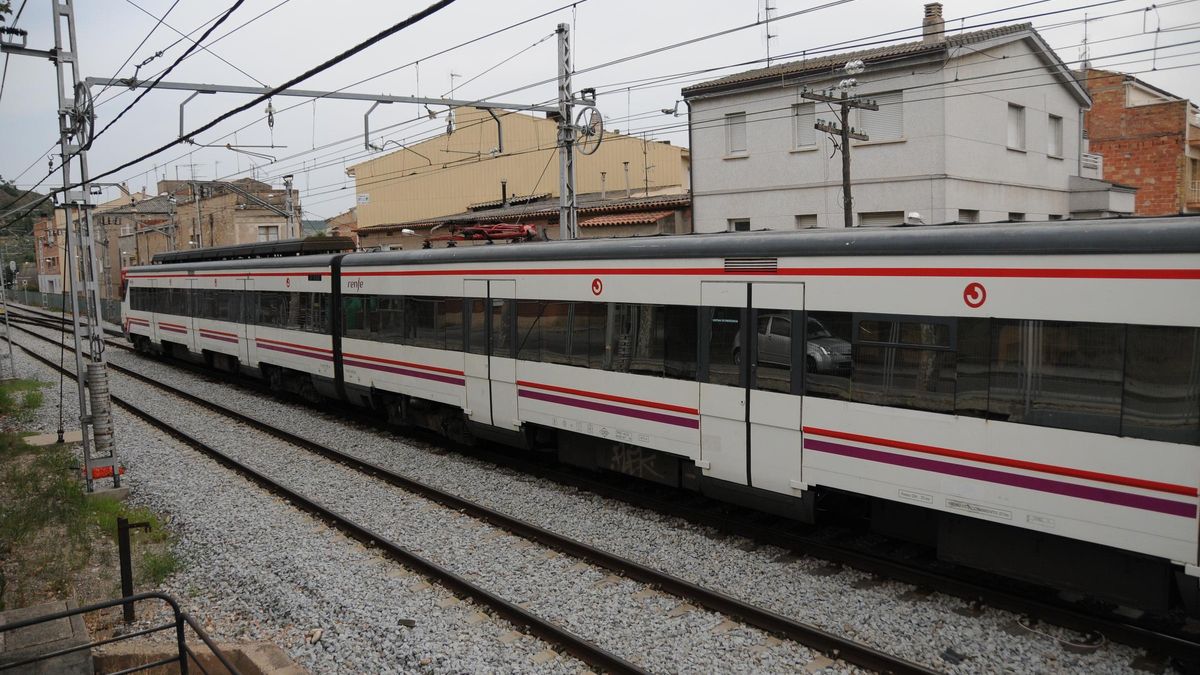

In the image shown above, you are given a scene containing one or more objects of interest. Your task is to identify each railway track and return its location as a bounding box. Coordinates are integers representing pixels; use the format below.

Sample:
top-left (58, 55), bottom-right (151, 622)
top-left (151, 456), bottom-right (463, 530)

top-left (12, 302), bottom-right (1200, 669)
top-left (7, 312), bottom-right (934, 675)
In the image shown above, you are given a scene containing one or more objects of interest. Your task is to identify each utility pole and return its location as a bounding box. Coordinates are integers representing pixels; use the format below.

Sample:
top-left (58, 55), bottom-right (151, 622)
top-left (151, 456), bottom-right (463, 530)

top-left (556, 23), bottom-right (577, 241)
top-left (803, 61), bottom-right (877, 228)
top-left (191, 182), bottom-right (202, 247)
top-left (1, 243), bottom-right (15, 378)
top-left (283, 174), bottom-right (296, 239)
top-left (2, 0), bottom-right (120, 491)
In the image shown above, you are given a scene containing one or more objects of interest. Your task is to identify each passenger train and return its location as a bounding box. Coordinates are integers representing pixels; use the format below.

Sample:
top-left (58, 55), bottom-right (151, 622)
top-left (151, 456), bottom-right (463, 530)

top-left (122, 217), bottom-right (1200, 612)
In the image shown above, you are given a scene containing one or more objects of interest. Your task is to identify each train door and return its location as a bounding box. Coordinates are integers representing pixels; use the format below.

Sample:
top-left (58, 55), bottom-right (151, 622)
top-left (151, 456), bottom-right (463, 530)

top-left (464, 280), bottom-right (491, 425)
top-left (699, 281), bottom-right (805, 496)
top-left (244, 279), bottom-right (258, 367)
top-left (463, 279), bottom-right (519, 430)
top-left (239, 278), bottom-right (252, 365)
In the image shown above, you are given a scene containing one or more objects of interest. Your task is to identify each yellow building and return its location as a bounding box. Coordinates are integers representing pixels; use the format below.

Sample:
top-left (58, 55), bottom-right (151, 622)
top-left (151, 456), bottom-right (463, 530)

top-left (349, 107), bottom-right (690, 228)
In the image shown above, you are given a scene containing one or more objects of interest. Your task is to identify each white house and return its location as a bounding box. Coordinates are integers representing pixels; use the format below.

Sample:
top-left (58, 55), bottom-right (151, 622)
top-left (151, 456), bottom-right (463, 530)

top-left (682, 3), bottom-right (1125, 231)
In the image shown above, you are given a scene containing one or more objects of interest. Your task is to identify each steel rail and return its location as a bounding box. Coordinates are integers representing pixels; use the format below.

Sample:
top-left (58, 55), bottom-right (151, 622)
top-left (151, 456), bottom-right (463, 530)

top-left (8, 334), bottom-right (644, 675)
top-left (9, 318), bottom-right (937, 675)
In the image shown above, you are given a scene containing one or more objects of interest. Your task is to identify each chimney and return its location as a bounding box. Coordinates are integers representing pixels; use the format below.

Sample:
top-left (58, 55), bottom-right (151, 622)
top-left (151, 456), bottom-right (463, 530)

top-left (922, 3), bottom-right (944, 43)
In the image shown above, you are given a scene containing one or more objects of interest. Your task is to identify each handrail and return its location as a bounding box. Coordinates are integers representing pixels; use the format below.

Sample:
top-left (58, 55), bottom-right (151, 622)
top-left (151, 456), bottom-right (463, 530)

top-left (0, 592), bottom-right (239, 675)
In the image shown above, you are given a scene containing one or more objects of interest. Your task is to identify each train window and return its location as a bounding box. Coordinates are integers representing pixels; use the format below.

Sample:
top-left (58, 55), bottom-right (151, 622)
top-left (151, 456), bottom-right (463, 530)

top-left (466, 298), bottom-right (487, 354)
top-left (490, 299), bottom-right (515, 358)
top-left (164, 287), bottom-right (190, 317)
top-left (442, 297), bottom-right (465, 351)
top-left (751, 310), bottom-right (797, 394)
top-left (853, 316), bottom-right (956, 414)
top-left (704, 306), bottom-right (743, 387)
top-left (954, 318), bottom-right (991, 418)
top-left (405, 296), bottom-right (445, 350)
top-left (609, 304), bottom-right (662, 377)
top-left (989, 320), bottom-right (1124, 435)
top-left (664, 305), bottom-right (699, 381)
top-left (804, 311), bottom-right (852, 400)
top-left (1121, 325), bottom-right (1200, 445)
top-left (517, 300), bottom-right (572, 364)
top-left (571, 301), bottom-right (609, 368)
top-left (342, 294), bottom-right (369, 339)
top-left (257, 291), bottom-right (286, 328)
top-left (374, 296), bottom-right (405, 341)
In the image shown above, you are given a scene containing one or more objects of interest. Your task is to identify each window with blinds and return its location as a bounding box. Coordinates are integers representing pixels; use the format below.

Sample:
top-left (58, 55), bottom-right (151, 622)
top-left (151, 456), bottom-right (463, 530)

top-left (1048, 114), bottom-right (1063, 157)
top-left (858, 211), bottom-right (904, 227)
top-left (792, 103), bottom-right (816, 148)
top-left (725, 112), bottom-right (747, 154)
top-left (1007, 104), bottom-right (1026, 150)
top-left (857, 91), bottom-right (903, 141)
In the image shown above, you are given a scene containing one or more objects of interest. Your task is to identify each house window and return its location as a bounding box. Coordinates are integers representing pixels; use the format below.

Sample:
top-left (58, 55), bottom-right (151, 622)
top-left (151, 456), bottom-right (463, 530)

top-left (725, 112), bottom-right (747, 155)
top-left (958, 209), bottom-right (979, 223)
top-left (727, 219), bottom-right (751, 232)
top-left (120, 223), bottom-right (133, 236)
top-left (257, 226), bottom-right (280, 242)
top-left (795, 214), bottom-right (818, 228)
top-left (1049, 214), bottom-right (1064, 220)
top-left (1008, 212), bottom-right (1025, 222)
top-left (1048, 114), bottom-right (1063, 157)
top-left (792, 104), bottom-right (816, 148)
top-left (857, 91), bottom-right (903, 141)
top-left (1007, 104), bottom-right (1026, 150)
top-left (858, 211), bottom-right (905, 227)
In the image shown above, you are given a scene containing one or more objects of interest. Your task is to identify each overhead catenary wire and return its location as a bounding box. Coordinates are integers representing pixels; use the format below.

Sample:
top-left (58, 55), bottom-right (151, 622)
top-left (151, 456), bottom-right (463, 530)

top-left (0, 0), bottom-right (30, 108)
top-left (294, 46), bottom-right (1200, 210)
top-left (1, 0), bottom-right (462, 231)
top-left (93, 0), bottom-right (184, 103)
top-left (122, 0), bottom-right (268, 87)
top-left (252, 1), bottom-right (1200, 207)
top-left (108, 0), bottom-right (592, 193)
top-left (164, 0), bottom-right (1166, 198)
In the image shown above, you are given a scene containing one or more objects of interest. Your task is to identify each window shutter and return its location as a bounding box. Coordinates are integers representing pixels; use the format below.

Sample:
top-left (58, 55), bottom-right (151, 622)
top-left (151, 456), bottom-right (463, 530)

top-left (792, 104), bottom-right (815, 147)
top-left (858, 211), bottom-right (904, 227)
top-left (1007, 104), bottom-right (1026, 150)
top-left (725, 113), bottom-right (747, 153)
top-left (859, 91), bottom-right (903, 140)
top-left (1048, 115), bottom-right (1063, 156)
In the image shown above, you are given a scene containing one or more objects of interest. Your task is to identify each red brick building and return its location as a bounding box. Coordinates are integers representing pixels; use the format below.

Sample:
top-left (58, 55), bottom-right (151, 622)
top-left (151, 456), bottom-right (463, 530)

top-left (1083, 68), bottom-right (1200, 215)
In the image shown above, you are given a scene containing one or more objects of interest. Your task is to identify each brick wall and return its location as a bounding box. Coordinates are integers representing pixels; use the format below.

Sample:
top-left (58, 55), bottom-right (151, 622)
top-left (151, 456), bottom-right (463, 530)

top-left (1084, 69), bottom-right (1187, 216)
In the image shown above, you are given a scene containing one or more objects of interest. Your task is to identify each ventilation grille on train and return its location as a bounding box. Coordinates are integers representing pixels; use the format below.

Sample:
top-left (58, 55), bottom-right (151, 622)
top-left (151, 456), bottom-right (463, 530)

top-left (723, 257), bottom-right (778, 273)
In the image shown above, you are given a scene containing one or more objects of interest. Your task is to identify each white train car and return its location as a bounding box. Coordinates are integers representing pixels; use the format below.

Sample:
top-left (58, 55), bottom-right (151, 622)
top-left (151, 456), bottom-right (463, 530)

top-left (123, 218), bottom-right (1200, 611)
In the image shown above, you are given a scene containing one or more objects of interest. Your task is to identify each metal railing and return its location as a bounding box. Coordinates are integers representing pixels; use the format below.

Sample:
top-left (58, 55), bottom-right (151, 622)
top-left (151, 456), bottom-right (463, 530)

top-left (1189, 179), bottom-right (1200, 205)
top-left (0, 592), bottom-right (240, 674)
top-left (5, 290), bottom-right (122, 326)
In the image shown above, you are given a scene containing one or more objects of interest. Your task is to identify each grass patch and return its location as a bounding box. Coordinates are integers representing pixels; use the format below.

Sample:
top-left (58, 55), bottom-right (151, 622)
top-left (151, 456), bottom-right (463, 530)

top-left (0, 378), bottom-right (48, 420)
top-left (0, 435), bottom-right (179, 610)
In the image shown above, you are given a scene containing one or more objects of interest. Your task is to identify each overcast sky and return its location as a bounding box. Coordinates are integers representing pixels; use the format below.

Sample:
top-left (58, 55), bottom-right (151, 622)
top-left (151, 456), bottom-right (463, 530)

top-left (2, 0), bottom-right (1197, 219)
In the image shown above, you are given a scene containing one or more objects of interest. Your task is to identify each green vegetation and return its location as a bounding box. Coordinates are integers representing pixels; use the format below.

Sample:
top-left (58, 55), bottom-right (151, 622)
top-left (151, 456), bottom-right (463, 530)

top-left (0, 379), bottom-right (46, 419)
top-left (0, 434), bottom-right (179, 610)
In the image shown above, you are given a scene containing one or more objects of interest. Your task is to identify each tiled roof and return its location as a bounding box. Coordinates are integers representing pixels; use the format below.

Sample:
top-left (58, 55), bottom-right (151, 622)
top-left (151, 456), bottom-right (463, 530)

top-left (359, 192), bottom-right (691, 233)
top-left (683, 23), bottom-right (1034, 96)
top-left (580, 210), bottom-right (676, 227)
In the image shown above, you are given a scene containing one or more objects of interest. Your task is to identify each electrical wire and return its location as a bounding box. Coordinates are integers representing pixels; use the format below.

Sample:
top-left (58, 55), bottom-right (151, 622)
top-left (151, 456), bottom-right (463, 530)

top-left (112, 0), bottom-right (591, 192)
top-left (176, 0), bottom-right (1157, 194)
top-left (94, 0), bottom-right (184, 102)
top-left (122, 0), bottom-right (267, 87)
top-left (0, 0), bottom-right (30, 108)
top-left (1, 0), bottom-right (462, 231)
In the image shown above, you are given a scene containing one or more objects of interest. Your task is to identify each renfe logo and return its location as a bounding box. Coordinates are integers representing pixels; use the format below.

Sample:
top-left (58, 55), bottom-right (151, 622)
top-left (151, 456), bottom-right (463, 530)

top-left (346, 280), bottom-right (365, 291)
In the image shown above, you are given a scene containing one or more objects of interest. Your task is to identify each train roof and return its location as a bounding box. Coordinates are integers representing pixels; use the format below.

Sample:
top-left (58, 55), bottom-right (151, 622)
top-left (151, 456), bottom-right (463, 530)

top-left (128, 216), bottom-right (1200, 274)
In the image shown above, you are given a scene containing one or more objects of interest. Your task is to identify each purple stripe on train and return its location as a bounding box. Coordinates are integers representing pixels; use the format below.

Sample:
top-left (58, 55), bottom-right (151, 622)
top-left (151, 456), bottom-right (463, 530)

top-left (256, 341), bottom-right (332, 361)
top-left (518, 388), bottom-right (699, 429)
top-left (342, 358), bottom-right (465, 386)
top-left (804, 438), bottom-right (1196, 518)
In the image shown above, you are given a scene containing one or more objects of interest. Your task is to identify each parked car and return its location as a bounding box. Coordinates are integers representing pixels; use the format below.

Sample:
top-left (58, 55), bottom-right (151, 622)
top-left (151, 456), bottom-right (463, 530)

top-left (735, 314), bottom-right (851, 373)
